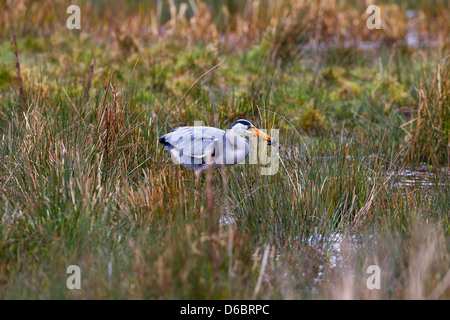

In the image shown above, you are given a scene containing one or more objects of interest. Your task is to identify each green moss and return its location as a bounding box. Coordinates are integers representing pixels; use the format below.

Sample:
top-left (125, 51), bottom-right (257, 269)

top-left (297, 103), bottom-right (327, 136)
top-left (372, 72), bottom-right (409, 106)
top-left (0, 64), bottom-right (13, 88)
top-left (24, 36), bottom-right (45, 53)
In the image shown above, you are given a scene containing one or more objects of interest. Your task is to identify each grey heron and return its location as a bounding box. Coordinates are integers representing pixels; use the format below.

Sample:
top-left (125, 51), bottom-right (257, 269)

top-left (159, 119), bottom-right (272, 175)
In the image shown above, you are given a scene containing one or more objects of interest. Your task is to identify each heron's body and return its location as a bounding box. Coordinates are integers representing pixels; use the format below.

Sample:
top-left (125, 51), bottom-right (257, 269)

top-left (159, 120), bottom-right (271, 175)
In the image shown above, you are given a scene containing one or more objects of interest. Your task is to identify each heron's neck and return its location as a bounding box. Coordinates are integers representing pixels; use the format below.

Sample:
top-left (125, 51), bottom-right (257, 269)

top-left (224, 131), bottom-right (249, 165)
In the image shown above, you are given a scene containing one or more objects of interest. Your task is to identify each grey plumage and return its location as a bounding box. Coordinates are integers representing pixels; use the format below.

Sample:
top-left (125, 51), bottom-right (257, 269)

top-left (159, 126), bottom-right (223, 172)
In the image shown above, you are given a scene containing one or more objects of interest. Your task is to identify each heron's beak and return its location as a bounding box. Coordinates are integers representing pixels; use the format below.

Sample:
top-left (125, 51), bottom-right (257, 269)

top-left (247, 127), bottom-right (272, 145)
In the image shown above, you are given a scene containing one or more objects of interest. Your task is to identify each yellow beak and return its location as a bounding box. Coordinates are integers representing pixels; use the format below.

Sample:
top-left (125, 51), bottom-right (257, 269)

top-left (247, 127), bottom-right (272, 144)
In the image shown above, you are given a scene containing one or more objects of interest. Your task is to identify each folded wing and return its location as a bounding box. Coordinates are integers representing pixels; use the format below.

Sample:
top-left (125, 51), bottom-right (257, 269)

top-left (159, 126), bottom-right (224, 169)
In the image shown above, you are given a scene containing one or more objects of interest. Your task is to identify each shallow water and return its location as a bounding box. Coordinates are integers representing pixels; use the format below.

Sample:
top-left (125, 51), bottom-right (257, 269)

top-left (391, 166), bottom-right (449, 187)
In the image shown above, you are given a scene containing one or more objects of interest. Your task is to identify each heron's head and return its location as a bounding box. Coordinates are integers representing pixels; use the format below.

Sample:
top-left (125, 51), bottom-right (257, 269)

top-left (229, 119), bottom-right (272, 144)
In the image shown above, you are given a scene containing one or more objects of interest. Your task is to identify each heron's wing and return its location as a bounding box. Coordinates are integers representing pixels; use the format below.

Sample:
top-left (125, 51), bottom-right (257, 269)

top-left (159, 126), bottom-right (224, 158)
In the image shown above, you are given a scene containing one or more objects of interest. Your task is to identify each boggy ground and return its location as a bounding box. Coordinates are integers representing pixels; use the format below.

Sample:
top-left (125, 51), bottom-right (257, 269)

top-left (0, 0), bottom-right (449, 299)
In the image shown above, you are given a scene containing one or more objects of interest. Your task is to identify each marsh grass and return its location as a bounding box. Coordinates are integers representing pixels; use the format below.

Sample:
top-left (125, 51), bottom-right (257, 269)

top-left (403, 59), bottom-right (449, 166)
top-left (0, 0), bottom-right (449, 300)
